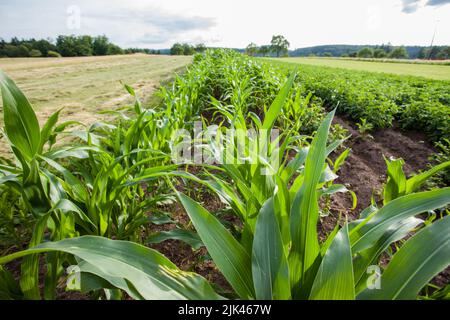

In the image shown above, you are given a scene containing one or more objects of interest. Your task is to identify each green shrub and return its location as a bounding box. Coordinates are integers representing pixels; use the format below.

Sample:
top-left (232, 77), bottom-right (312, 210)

top-left (47, 50), bottom-right (61, 57)
top-left (29, 49), bottom-right (42, 57)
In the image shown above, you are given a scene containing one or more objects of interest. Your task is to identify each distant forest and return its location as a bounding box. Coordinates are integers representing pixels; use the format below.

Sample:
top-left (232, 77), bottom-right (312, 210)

top-left (1, 36), bottom-right (449, 60)
top-left (289, 44), bottom-right (450, 60)
top-left (0, 35), bottom-right (164, 58)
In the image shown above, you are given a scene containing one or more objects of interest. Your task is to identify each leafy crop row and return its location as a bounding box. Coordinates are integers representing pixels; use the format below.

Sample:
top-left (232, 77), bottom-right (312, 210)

top-left (271, 60), bottom-right (450, 142)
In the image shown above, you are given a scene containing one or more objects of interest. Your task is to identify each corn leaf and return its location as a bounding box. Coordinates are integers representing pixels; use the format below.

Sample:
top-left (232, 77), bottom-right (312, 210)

top-left (383, 158), bottom-right (406, 204)
top-left (350, 188), bottom-right (450, 253)
top-left (262, 73), bottom-right (295, 130)
top-left (353, 217), bottom-right (423, 293)
top-left (252, 198), bottom-right (290, 300)
top-left (358, 215), bottom-right (450, 300)
top-left (289, 110), bottom-right (335, 299)
top-left (39, 109), bottom-right (62, 153)
top-left (0, 70), bottom-right (40, 160)
top-left (147, 228), bottom-right (204, 251)
top-left (178, 193), bottom-right (255, 299)
top-left (406, 161), bottom-right (450, 194)
top-left (310, 223), bottom-right (354, 300)
top-left (0, 236), bottom-right (223, 300)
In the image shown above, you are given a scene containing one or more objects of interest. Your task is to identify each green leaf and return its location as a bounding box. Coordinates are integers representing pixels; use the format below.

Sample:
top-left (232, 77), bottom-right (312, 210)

top-left (178, 193), bottom-right (255, 299)
top-left (147, 228), bottom-right (204, 251)
top-left (262, 73), bottom-right (295, 130)
top-left (310, 224), bottom-right (355, 300)
top-left (358, 215), bottom-right (450, 300)
top-left (383, 158), bottom-right (406, 204)
top-left (0, 70), bottom-right (41, 160)
top-left (252, 198), bottom-right (290, 300)
top-left (350, 188), bottom-right (450, 253)
top-left (289, 110), bottom-right (335, 299)
top-left (39, 109), bottom-right (62, 153)
top-left (353, 217), bottom-right (423, 292)
top-left (333, 148), bottom-right (350, 173)
top-left (0, 266), bottom-right (22, 300)
top-left (39, 155), bottom-right (88, 203)
top-left (77, 260), bottom-right (144, 300)
top-left (406, 161), bottom-right (450, 194)
top-left (0, 236), bottom-right (223, 300)
top-left (19, 214), bottom-right (49, 300)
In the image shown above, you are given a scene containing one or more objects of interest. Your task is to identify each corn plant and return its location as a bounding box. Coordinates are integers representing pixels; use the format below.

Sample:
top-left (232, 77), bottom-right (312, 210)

top-left (0, 70), bottom-right (178, 299)
top-left (150, 76), bottom-right (354, 251)
top-left (0, 70), bottom-right (95, 299)
top-left (2, 110), bottom-right (447, 300)
top-left (175, 110), bottom-right (450, 300)
top-left (383, 157), bottom-right (450, 204)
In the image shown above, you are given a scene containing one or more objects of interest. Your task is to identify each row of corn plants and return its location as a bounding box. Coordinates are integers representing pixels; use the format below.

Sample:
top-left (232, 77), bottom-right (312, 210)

top-left (0, 49), bottom-right (449, 300)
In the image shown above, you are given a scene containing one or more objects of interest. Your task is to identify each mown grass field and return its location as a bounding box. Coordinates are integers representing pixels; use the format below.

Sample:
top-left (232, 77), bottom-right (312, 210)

top-left (274, 57), bottom-right (450, 80)
top-left (0, 54), bottom-right (192, 126)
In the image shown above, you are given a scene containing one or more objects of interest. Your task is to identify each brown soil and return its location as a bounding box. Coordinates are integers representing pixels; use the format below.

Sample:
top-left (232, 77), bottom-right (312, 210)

top-left (146, 196), bottom-right (233, 294)
top-left (331, 115), bottom-right (436, 214)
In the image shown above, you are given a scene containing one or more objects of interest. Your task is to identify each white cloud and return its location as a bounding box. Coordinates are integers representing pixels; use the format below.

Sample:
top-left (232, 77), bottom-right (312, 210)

top-left (401, 0), bottom-right (450, 13)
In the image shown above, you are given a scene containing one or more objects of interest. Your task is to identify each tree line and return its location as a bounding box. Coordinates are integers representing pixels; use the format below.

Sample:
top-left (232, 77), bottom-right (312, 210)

top-left (292, 44), bottom-right (450, 60)
top-left (417, 46), bottom-right (450, 60)
top-left (348, 45), bottom-right (450, 60)
top-left (170, 43), bottom-right (207, 55)
top-left (0, 36), bottom-right (161, 58)
top-left (351, 45), bottom-right (410, 59)
top-left (245, 35), bottom-right (290, 57)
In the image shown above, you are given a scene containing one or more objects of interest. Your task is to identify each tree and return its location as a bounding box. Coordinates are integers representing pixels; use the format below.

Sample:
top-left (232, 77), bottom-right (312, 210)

top-left (56, 35), bottom-right (93, 57)
top-left (182, 43), bottom-right (195, 55)
top-left (93, 35), bottom-right (110, 56)
top-left (389, 46), bottom-right (408, 59)
top-left (77, 35), bottom-right (93, 56)
top-left (170, 43), bottom-right (183, 55)
top-left (245, 43), bottom-right (258, 56)
top-left (0, 39), bottom-right (5, 57)
top-left (34, 39), bottom-right (56, 56)
top-left (373, 48), bottom-right (387, 58)
top-left (270, 35), bottom-right (290, 57)
top-left (322, 52), bottom-right (332, 57)
top-left (16, 45), bottom-right (30, 57)
top-left (3, 45), bottom-right (19, 57)
top-left (10, 37), bottom-right (20, 46)
top-left (258, 45), bottom-right (270, 57)
top-left (357, 47), bottom-right (374, 58)
top-left (195, 43), bottom-right (207, 53)
top-left (441, 46), bottom-right (450, 59)
top-left (56, 35), bottom-right (78, 57)
top-left (418, 47), bottom-right (429, 59)
top-left (107, 43), bottom-right (123, 55)
top-left (380, 42), bottom-right (393, 54)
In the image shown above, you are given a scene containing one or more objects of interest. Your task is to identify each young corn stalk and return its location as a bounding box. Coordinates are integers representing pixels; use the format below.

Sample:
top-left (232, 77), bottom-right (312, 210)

top-left (0, 70), bottom-right (178, 298)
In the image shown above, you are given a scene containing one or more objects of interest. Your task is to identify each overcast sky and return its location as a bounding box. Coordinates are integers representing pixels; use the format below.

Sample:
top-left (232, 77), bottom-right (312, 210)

top-left (0, 0), bottom-right (449, 49)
